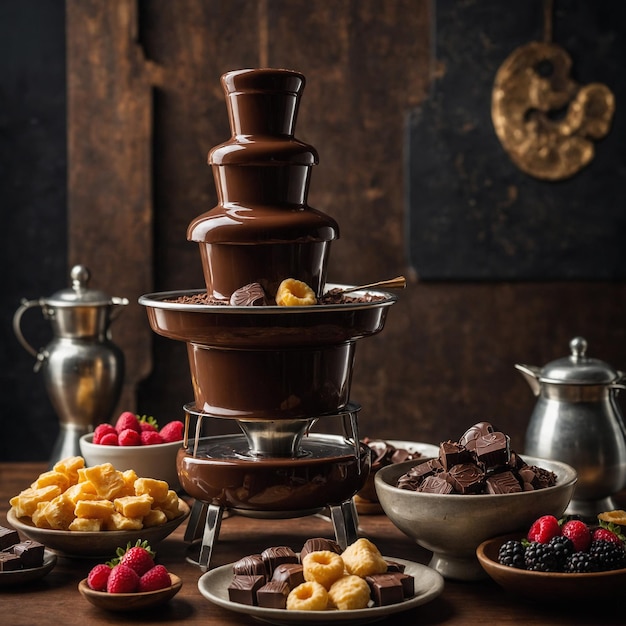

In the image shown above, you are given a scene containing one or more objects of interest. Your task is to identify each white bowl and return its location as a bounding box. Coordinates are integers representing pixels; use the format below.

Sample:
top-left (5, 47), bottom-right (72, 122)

top-left (79, 433), bottom-right (181, 489)
top-left (375, 456), bottom-right (577, 581)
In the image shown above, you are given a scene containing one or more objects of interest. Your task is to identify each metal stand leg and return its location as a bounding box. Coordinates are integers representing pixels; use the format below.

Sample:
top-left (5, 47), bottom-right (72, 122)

top-left (198, 503), bottom-right (224, 572)
top-left (184, 500), bottom-right (208, 543)
top-left (329, 498), bottom-right (360, 550)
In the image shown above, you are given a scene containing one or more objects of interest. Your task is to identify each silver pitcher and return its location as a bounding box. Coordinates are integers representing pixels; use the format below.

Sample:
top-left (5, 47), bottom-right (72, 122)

top-left (517, 336), bottom-right (626, 518)
top-left (13, 265), bottom-right (129, 467)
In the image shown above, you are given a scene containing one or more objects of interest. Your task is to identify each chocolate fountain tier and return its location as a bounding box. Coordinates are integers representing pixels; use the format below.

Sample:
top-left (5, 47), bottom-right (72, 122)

top-left (177, 434), bottom-right (371, 513)
top-left (139, 285), bottom-right (396, 419)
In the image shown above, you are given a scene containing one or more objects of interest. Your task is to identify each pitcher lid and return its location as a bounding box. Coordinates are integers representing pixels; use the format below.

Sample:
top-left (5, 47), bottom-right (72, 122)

top-left (45, 265), bottom-right (118, 307)
top-left (539, 337), bottom-right (619, 384)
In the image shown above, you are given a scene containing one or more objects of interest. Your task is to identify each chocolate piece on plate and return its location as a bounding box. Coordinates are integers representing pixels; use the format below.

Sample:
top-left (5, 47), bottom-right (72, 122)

top-left (232, 554), bottom-right (267, 580)
top-left (439, 440), bottom-right (471, 470)
top-left (11, 540), bottom-right (44, 568)
top-left (228, 575), bottom-right (265, 606)
top-left (271, 562), bottom-right (305, 588)
top-left (261, 546), bottom-right (297, 574)
top-left (528, 465), bottom-right (557, 489)
top-left (300, 537), bottom-right (341, 561)
top-left (474, 432), bottom-right (510, 469)
top-left (256, 580), bottom-right (290, 609)
top-left (458, 422), bottom-right (495, 451)
top-left (229, 282), bottom-right (268, 306)
top-left (447, 463), bottom-right (485, 494)
top-left (384, 560), bottom-right (406, 573)
top-left (365, 573), bottom-right (405, 606)
top-left (0, 552), bottom-right (22, 572)
top-left (485, 470), bottom-right (522, 494)
top-left (0, 525), bottom-right (19, 551)
top-left (393, 572), bottom-right (415, 598)
top-left (418, 474), bottom-right (453, 494)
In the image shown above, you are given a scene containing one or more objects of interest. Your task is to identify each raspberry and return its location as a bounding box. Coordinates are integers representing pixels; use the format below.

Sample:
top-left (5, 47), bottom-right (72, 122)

top-left (561, 519), bottom-right (592, 552)
top-left (497, 540), bottom-right (525, 569)
top-left (87, 563), bottom-right (111, 591)
top-left (138, 564), bottom-right (171, 592)
top-left (107, 564), bottom-right (140, 593)
top-left (524, 542), bottom-right (559, 572)
top-left (527, 515), bottom-right (561, 544)
top-left (99, 432), bottom-right (119, 446)
top-left (115, 411), bottom-right (141, 434)
top-left (141, 430), bottom-right (164, 445)
top-left (159, 420), bottom-right (184, 443)
top-left (118, 428), bottom-right (142, 446)
top-left (589, 540), bottom-right (626, 571)
top-left (93, 423), bottom-right (116, 444)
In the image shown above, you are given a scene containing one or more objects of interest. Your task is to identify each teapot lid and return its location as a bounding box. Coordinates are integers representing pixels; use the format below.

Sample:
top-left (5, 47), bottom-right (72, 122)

top-left (539, 337), bottom-right (619, 384)
top-left (45, 265), bottom-right (117, 307)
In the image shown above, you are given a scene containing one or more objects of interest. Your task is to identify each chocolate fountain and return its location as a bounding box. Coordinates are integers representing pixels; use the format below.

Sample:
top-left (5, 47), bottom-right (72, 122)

top-left (139, 69), bottom-right (398, 570)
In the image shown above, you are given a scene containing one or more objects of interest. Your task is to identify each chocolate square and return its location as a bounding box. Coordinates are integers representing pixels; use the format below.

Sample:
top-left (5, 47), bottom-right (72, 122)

top-left (271, 562), bottom-right (304, 588)
top-left (366, 573), bottom-right (404, 606)
top-left (0, 526), bottom-right (19, 551)
top-left (418, 475), bottom-right (454, 494)
top-left (232, 554), bottom-right (267, 581)
top-left (11, 540), bottom-right (44, 568)
top-left (0, 552), bottom-right (22, 572)
top-left (447, 463), bottom-right (485, 494)
top-left (228, 575), bottom-right (265, 606)
top-left (474, 432), bottom-right (510, 469)
top-left (485, 470), bottom-right (522, 494)
top-left (300, 537), bottom-right (341, 561)
top-left (261, 546), bottom-right (297, 575)
top-left (439, 441), bottom-right (471, 470)
top-left (256, 580), bottom-right (290, 609)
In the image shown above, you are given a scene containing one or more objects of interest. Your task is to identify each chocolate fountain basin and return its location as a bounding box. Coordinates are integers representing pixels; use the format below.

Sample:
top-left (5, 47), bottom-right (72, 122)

top-left (139, 284), bottom-right (396, 418)
top-left (177, 433), bottom-right (371, 513)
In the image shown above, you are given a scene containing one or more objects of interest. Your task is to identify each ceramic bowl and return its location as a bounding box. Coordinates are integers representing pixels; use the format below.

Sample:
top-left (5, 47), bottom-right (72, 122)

top-left (78, 573), bottom-right (182, 610)
top-left (6, 499), bottom-right (190, 558)
top-left (477, 533), bottom-right (626, 601)
top-left (374, 456), bottom-right (577, 581)
top-left (79, 433), bottom-right (182, 489)
top-left (0, 549), bottom-right (57, 587)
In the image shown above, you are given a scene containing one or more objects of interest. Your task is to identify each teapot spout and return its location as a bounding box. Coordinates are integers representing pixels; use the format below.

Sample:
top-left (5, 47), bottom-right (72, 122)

top-left (515, 363), bottom-right (542, 396)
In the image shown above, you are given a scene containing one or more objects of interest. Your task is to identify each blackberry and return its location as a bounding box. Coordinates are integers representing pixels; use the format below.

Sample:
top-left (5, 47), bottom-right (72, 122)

top-left (564, 551), bottom-right (599, 573)
top-left (524, 541), bottom-right (559, 572)
top-left (588, 540), bottom-right (626, 571)
top-left (497, 540), bottom-right (525, 569)
top-left (547, 535), bottom-right (575, 571)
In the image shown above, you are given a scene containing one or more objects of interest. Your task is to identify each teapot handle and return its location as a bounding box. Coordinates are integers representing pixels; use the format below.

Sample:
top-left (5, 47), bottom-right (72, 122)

top-left (12, 298), bottom-right (45, 360)
top-left (109, 296), bottom-right (130, 322)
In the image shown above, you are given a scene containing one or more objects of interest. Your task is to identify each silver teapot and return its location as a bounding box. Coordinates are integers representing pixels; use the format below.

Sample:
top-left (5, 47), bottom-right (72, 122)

top-left (517, 336), bottom-right (626, 517)
top-left (13, 265), bottom-right (129, 466)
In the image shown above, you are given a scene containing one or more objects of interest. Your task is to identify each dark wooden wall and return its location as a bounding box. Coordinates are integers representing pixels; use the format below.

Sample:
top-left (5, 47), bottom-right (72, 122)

top-left (3, 0), bottom-right (626, 461)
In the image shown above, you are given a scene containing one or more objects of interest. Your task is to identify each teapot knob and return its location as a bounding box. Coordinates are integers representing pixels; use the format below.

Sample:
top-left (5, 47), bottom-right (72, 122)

top-left (570, 336), bottom-right (588, 362)
top-left (70, 265), bottom-right (91, 293)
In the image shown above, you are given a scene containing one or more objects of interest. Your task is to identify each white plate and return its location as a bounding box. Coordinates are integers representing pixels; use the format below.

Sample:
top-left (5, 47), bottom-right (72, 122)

top-left (198, 556), bottom-right (444, 625)
top-left (0, 549), bottom-right (57, 587)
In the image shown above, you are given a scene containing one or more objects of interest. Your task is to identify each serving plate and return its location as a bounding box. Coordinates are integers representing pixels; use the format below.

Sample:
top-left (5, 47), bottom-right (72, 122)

top-left (0, 549), bottom-right (57, 587)
top-left (6, 499), bottom-right (190, 558)
top-left (477, 533), bottom-right (626, 601)
top-left (198, 556), bottom-right (444, 625)
top-left (78, 573), bottom-right (182, 611)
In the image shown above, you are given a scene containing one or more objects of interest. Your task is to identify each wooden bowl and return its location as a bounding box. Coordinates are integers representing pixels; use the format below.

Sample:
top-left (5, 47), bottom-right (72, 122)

top-left (78, 573), bottom-right (182, 611)
top-left (477, 533), bottom-right (626, 601)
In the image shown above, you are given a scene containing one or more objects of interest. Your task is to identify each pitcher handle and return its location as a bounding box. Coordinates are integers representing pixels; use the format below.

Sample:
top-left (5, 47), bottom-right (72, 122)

top-left (12, 298), bottom-right (44, 359)
top-left (109, 296), bottom-right (130, 322)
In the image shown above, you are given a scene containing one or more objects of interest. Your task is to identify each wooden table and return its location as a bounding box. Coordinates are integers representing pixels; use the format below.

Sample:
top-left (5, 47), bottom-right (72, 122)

top-left (0, 463), bottom-right (623, 625)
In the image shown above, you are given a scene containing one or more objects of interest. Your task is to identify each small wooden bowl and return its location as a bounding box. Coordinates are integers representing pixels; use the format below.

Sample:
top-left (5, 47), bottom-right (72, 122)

top-left (78, 573), bottom-right (182, 611)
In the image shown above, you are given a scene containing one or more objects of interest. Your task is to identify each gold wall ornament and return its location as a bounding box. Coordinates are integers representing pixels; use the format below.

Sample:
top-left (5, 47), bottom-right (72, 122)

top-left (491, 2), bottom-right (615, 181)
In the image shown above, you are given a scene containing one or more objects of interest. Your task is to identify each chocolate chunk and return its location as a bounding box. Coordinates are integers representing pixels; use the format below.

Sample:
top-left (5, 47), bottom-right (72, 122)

top-left (485, 470), bottom-right (522, 494)
top-left (418, 475), bottom-right (453, 494)
top-left (393, 572), bottom-right (415, 597)
top-left (524, 465), bottom-right (557, 489)
top-left (233, 554), bottom-right (267, 580)
top-left (384, 560), bottom-right (406, 573)
top-left (0, 526), bottom-right (19, 551)
top-left (261, 546), bottom-right (297, 575)
top-left (474, 432), bottom-right (510, 469)
top-left (447, 463), bottom-right (485, 494)
top-left (0, 552), bottom-right (22, 572)
top-left (300, 537), bottom-right (341, 561)
top-left (439, 441), bottom-right (471, 470)
top-left (458, 422), bottom-right (494, 451)
top-left (11, 540), bottom-right (44, 568)
top-left (271, 562), bottom-right (305, 588)
top-left (228, 575), bottom-right (265, 605)
top-left (256, 580), bottom-right (290, 609)
top-left (229, 282), bottom-right (268, 306)
top-left (365, 573), bottom-right (404, 606)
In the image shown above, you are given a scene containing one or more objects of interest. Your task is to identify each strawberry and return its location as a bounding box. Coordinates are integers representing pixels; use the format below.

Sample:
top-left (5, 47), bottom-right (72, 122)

top-left (138, 564), bottom-right (171, 592)
top-left (593, 521), bottom-right (626, 545)
top-left (561, 519), bottom-right (592, 552)
top-left (93, 423), bottom-right (116, 444)
top-left (527, 515), bottom-right (561, 544)
top-left (138, 415), bottom-right (159, 432)
top-left (118, 428), bottom-right (142, 446)
top-left (159, 420), bottom-right (184, 443)
top-left (118, 543), bottom-right (155, 576)
top-left (87, 563), bottom-right (111, 591)
top-left (141, 430), bottom-right (164, 445)
top-left (106, 564), bottom-right (139, 593)
top-left (115, 411), bottom-right (141, 434)
top-left (99, 432), bottom-right (119, 446)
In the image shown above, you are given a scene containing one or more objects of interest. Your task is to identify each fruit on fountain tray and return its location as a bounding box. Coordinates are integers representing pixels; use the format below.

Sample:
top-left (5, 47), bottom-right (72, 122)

top-left (92, 412), bottom-right (184, 446)
top-left (497, 513), bottom-right (626, 572)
